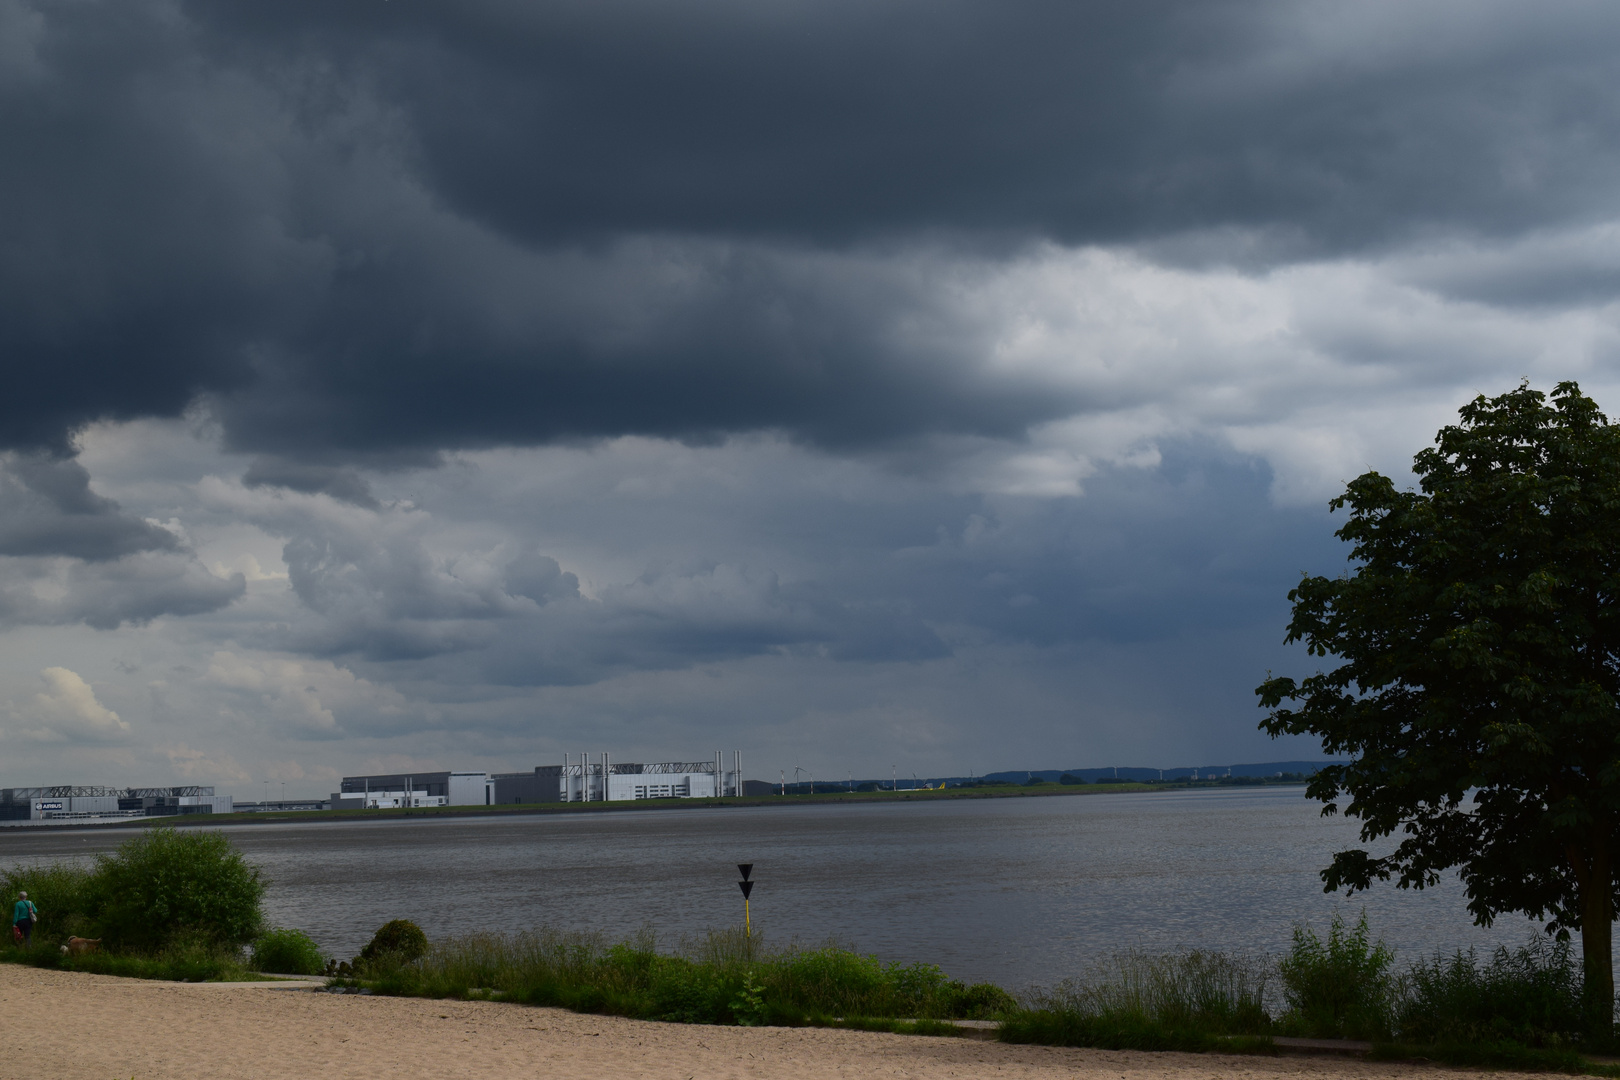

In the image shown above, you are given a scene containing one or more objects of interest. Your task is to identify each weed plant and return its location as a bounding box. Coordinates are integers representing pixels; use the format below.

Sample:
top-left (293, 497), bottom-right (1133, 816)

top-left (1276, 911), bottom-right (1395, 1040)
top-left (358, 925), bottom-right (1014, 1026)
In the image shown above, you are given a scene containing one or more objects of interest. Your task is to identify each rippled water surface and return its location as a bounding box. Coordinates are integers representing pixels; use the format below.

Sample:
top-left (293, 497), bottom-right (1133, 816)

top-left (0, 788), bottom-right (1551, 988)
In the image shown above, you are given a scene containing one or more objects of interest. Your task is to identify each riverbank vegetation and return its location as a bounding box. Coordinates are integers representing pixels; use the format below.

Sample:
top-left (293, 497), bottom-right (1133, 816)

top-left (1002, 912), bottom-right (1611, 1072)
top-left (340, 924), bottom-right (1014, 1029)
top-left (340, 909), bottom-right (1616, 1070)
top-left (5, 827), bottom-right (1615, 1070)
top-left (1, 826), bottom-right (319, 981)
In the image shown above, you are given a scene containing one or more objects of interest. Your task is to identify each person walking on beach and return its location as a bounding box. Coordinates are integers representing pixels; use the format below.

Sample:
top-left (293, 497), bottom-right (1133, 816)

top-left (12, 891), bottom-right (37, 946)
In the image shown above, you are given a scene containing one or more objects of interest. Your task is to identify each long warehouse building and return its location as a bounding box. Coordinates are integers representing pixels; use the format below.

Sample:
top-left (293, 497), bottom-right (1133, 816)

top-left (335, 753), bottom-right (744, 808)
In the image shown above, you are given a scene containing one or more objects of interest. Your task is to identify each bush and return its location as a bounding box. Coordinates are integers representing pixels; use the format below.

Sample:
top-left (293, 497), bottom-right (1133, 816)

top-left (1059, 774), bottom-right (1086, 785)
top-left (1278, 911), bottom-right (1395, 1039)
top-left (0, 862), bottom-right (98, 947)
top-left (1397, 937), bottom-right (1584, 1047)
top-left (357, 919), bottom-right (429, 971)
top-left (91, 827), bottom-right (265, 952)
top-left (252, 927), bottom-right (327, 975)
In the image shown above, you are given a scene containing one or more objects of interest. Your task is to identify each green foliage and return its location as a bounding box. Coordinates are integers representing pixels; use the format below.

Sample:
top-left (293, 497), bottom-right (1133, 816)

top-left (361, 925), bottom-right (1011, 1026)
top-left (1398, 937), bottom-right (1585, 1047)
top-left (91, 827), bottom-right (265, 952)
top-left (0, 929), bottom-right (257, 982)
top-left (1059, 774), bottom-right (1085, 785)
top-left (0, 862), bottom-right (98, 944)
top-left (1007, 948), bottom-right (1273, 1050)
top-left (1278, 912), bottom-right (1395, 1039)
top-left (2, 829), bottom-right (267, 962)
top-left (251, 927), bottom-right (327, 975)
top-left (1257, 381), bottom-right (1620, 1033)
top-left (357, 919), bottom-right (429, 972)
top-left (998, 1009), bottom-right (1221, 1052)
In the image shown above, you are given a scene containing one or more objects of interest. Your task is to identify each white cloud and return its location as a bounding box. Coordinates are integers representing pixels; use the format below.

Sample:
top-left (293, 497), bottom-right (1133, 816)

top-left (7, 666), bottom-right (130, 743)
top-left (203, 649), bottom-right (422, 737)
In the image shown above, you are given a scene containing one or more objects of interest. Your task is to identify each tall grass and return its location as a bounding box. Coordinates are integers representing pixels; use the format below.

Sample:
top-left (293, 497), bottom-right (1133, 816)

top-left (1001, 917), bottom-right (1603, 1061)
top-left (1000, 950), bottom-right (1273, 1051)
top-left (1276, 911), bottom-right (1396, 1039)
top-left (1397, 937), bottom-right (1586, 1048)
top-left (360, 925), bottom-right (1015, 1026)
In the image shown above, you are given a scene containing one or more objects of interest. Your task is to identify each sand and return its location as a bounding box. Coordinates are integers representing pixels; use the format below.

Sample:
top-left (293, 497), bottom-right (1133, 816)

top-left (0, 964), bottom-right (1529, 1080)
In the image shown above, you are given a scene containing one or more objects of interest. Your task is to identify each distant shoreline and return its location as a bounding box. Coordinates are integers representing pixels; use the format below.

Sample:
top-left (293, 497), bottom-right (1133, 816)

top-left (0, 777), bottom-right (1309, 833)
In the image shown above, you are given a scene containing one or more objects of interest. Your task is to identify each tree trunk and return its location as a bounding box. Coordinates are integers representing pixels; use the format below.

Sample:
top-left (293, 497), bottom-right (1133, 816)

top-left (1577, 833), bottom-right (1614, 1043)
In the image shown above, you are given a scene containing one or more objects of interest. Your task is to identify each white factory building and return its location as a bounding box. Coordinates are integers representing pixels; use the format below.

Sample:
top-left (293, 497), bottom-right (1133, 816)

top-left (335, 754), bottom-right (744, 808)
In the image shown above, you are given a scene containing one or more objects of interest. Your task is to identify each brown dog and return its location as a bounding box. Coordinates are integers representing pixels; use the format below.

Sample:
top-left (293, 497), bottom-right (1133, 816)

top-left (61, 936), bottom-right (102, 956)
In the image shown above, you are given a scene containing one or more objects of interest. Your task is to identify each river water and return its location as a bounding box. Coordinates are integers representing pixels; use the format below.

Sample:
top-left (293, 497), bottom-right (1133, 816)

top-left (0, 787), bottom-right (1553, 990)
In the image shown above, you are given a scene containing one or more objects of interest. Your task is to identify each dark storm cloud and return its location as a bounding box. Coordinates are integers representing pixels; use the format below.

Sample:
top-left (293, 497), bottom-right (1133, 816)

top-left (0, 454), bottom-right (178, 560)
top-left (3, 0), bottom-right (1619, 461)
top-left (198, 0), bottom-right (1620, 248)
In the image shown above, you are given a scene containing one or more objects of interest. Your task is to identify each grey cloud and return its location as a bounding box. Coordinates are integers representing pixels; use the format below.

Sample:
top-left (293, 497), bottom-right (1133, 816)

top-left (0, 453), bottom-right (244, 629)
top-left (211, 437), bottom-right (1320, 690)
top-left (3, 0), bottom-right (1619, 462)
top-left (0, 551), bottom-right (244, 629)
top-left (0, 453), bottom-right (179, 560)
top-left (243, 459), bottom-right (381, 509)
top-left (503, 548), bottom-right (579, 605)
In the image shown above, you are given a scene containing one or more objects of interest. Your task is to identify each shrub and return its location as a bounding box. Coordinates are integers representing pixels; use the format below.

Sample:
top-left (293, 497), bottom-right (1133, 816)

top-left (252, 927), bottom-right (327, 975)
top-left (91, 827), bottom-right (265, 952)
top-left (357, 919), bottom-right (429, 970)
top-left (1278, 911), bottom-right (1394, 1039)
top-left (1397, 937), bottom-right (1584, 1047)
top-left (0, 862), bottom-right (98, 946)
top-left (1059, 774), bottom-right (1086, 785)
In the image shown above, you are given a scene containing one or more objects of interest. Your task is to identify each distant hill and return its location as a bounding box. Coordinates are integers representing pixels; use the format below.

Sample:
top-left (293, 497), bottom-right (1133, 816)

top-left (980, 761), bottom-right (1341, 784)
top-left (754, 761), bottom-right (1343, 795)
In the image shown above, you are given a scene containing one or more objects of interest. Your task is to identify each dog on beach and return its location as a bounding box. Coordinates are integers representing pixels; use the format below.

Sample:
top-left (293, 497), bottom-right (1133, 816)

top-left (60, 936), bottom-right (102, 956)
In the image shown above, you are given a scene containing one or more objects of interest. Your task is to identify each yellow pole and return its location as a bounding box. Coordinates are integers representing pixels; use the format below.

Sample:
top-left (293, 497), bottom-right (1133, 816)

top-left (745, 896), bottom-right (751, 937)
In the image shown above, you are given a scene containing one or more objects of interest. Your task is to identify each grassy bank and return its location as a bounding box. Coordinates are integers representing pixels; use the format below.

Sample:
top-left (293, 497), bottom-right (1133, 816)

top-left (335, 912), bottom-right (1620, 1073)
top-left (344, 925), bottom-right (1014, 1029)
top-left (996, 914), bottom-right (1618, 1073)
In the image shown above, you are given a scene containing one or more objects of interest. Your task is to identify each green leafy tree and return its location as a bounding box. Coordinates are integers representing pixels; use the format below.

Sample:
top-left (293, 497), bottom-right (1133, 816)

top-left (1258, 382), bottom-right (1620, 1037)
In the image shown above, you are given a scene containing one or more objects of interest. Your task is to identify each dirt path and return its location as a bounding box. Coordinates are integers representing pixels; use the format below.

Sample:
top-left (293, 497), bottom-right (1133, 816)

top-left (0, 964), bottom-right (1525, 1080)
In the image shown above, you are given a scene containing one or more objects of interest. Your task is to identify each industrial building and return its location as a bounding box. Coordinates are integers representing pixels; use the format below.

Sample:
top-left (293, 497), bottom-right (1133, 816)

top-left (331, 771), bottom-right (489, 809)
top-left (0, 786), bottom-right (232, 825)
top-left (336, 753), bottom-right (745, 807)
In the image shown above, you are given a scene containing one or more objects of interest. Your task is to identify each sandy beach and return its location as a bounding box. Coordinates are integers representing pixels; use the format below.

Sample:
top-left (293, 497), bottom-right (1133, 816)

top-left (0, 964), bottom-right (1545, 1080)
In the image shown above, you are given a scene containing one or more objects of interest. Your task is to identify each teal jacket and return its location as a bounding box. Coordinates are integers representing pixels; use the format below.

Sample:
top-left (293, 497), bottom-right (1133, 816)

top-left (12, 899), bottom-right (36, 924)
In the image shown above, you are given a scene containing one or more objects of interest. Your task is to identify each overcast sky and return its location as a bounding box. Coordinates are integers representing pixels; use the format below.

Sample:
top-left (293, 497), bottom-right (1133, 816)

top-left (4, 0), bottom-right (1619, 797)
